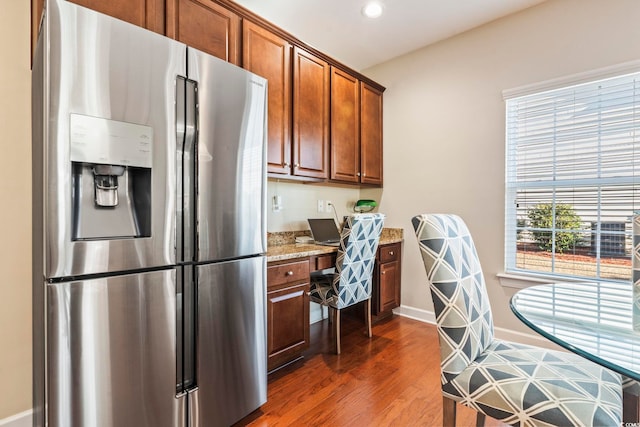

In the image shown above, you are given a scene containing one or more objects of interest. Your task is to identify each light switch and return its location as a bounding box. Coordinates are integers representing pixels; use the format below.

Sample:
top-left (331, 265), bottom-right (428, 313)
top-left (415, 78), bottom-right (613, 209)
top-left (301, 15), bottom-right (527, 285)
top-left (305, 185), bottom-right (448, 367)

top-left (272, 195), bottom-right (282, 212)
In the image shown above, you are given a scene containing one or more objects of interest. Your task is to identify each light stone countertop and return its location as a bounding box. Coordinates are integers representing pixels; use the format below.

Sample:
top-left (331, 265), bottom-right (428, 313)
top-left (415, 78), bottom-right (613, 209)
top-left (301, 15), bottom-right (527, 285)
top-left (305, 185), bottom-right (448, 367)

top-left (266, 228), bottom-right (403, 263)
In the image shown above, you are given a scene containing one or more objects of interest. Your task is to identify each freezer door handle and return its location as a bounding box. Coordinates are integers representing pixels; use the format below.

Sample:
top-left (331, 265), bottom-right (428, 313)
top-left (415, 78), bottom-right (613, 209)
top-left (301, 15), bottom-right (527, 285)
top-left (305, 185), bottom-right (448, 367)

top-left (176, 265), bottom-right (197, 395)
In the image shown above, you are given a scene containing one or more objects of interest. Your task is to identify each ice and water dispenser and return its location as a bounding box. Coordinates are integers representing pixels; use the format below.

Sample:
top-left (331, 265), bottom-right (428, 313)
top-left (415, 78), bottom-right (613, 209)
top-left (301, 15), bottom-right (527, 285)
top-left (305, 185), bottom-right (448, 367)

top-left (69, 113), bottom-right (153, 240)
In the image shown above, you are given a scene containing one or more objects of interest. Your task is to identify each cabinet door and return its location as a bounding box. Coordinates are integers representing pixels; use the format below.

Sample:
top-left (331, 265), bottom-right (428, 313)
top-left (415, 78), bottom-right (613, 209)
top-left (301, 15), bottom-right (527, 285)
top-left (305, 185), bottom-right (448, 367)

top-left (166, 0), bottom-right (240, 65)
top-left (330, 67), bottom-right (360, 183)
top-left (243, 21), bottom-right (292, 176)
top-left (378, 261), bottom-right (400, 313)
top-left (373, 243), bottom-right (401, 319)
top-left (292, 47), bottom-right (330, 179)
top-left (267, 282), bottom-right (310, 371)
top-left (68, 0), bottom-right (164, 32)
top-left (360, 82), bottom-right (383, 185)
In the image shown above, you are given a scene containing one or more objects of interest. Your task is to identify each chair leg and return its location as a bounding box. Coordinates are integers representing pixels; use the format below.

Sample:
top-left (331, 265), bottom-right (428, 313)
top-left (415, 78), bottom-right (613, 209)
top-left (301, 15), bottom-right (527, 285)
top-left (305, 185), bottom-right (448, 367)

top-left (335, 308), bottom-right (341, 355)
top-left (623, 391), bottom-right (640, 424)
top-left (442, 396), bottom-right (456, 427)
top-left (476, 411), bottom-right (486, 427)
top-left (365, 298), bottom-right (372, 338)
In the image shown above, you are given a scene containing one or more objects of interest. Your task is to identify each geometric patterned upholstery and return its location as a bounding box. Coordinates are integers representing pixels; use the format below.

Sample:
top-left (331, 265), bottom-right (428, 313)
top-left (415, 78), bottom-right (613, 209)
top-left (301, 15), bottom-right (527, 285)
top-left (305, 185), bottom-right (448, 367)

top-left (310, 213), bottom-right (384, 354)
top-left (633, 214), bottom-right (640, 332)
top-left (412, 213), bottom-right (623, 426)
top-left (628, 214), bottom-right (640, 402)
top-left (309, 213), bottom-right (385, 309)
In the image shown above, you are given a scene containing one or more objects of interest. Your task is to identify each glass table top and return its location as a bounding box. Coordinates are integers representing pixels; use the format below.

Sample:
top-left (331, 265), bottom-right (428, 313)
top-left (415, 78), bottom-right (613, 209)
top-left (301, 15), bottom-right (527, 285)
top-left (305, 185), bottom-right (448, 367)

top-left (510, 281), bottom-right (640, 381)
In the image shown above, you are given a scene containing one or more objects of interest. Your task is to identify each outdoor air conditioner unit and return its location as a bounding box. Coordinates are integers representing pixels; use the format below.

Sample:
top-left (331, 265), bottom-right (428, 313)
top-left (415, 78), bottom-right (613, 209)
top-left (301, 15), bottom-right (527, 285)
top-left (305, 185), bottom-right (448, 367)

top-left (591, 222), bottom-right (626, 256)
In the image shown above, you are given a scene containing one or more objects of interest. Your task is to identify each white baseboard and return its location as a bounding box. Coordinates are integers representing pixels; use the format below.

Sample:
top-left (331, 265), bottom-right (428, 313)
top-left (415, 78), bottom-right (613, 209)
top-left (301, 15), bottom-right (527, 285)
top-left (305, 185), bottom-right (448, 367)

top-left (392, 304), bottom-right (436, 324)
top-left (394, 304), bottom-right (562, 351)
top-left (0, 410), bottom-right (32, 427)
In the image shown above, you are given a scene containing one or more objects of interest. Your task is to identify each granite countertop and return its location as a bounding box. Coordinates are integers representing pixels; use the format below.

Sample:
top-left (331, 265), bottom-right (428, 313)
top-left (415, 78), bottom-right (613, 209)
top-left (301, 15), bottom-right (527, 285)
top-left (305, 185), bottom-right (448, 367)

top-left (266, 228), bottom-right (403, 262)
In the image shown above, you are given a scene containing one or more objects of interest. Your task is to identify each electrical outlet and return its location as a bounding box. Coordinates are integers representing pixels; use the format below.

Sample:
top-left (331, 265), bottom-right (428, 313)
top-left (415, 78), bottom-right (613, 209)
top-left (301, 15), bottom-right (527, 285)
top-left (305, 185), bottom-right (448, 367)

top-left (317, 199), bottom-right (324, 212)
top-left (326, 200), bottom-right (333, 213)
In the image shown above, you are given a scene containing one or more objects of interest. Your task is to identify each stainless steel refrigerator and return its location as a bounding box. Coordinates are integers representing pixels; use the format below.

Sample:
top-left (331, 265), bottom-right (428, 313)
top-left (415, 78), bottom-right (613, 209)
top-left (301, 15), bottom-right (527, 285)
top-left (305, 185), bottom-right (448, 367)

top-left (31, 1), bottom-right (268, 425)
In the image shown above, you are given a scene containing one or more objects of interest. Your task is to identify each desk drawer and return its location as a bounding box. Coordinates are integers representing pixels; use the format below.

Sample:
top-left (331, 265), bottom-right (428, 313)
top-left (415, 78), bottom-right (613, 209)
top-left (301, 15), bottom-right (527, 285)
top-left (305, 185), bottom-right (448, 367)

top-left (267, 259), bottom-right (310, 287)
top-left (379, 243), bottom-right (400, 263)
top-left (311, 253), bottom-right (336, 271)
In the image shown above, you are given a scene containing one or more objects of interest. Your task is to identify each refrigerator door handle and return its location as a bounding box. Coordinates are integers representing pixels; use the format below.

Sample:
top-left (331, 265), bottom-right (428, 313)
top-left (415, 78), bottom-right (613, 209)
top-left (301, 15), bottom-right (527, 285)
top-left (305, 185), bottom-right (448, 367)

top-left (176, 76), bottom-right (197, 264)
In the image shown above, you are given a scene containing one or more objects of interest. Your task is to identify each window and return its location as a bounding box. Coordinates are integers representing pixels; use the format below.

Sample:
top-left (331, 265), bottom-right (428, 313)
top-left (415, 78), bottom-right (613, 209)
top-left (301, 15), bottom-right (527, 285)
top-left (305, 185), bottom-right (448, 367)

top-left (505, 70), bottom-right (640, 282)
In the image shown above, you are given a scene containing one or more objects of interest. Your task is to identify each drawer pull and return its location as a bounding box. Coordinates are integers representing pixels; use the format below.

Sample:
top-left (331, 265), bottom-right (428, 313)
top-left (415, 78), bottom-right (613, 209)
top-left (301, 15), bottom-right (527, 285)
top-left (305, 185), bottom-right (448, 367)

top-left (286, 271), bottom-right (294, 276)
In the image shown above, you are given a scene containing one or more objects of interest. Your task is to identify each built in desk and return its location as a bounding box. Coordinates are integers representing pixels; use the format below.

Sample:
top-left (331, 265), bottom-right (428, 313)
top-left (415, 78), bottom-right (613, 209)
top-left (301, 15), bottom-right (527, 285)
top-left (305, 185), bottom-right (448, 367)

top-left (265, 228), bottom-right (402, 371)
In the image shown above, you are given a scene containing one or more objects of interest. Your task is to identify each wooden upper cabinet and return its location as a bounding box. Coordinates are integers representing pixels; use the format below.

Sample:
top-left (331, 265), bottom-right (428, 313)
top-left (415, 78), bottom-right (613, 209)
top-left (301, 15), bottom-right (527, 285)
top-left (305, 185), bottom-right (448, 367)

top-left (69, 0), bottom-right (164, 32)
top-left (292, 47), bottom-right (330, 179)
top-left (243, 21), bottom-right (292, 176)
top-left (330, 67), bottom-right (360, 183)
top-left (165, 0), bottom-right (240, 65)
top-left (360, 82), bottom-right (383, 186)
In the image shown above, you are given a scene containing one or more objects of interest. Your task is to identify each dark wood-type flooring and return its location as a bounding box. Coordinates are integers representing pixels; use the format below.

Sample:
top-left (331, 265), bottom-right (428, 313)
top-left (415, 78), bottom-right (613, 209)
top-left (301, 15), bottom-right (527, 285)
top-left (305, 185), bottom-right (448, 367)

top-left (236, 314), bottom-right (508, 426)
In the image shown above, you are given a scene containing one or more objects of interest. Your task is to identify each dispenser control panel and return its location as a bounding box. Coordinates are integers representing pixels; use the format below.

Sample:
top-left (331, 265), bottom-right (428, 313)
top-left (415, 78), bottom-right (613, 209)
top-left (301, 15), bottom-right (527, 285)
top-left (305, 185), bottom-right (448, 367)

top-left (69, 113), bottom-right (153, 167)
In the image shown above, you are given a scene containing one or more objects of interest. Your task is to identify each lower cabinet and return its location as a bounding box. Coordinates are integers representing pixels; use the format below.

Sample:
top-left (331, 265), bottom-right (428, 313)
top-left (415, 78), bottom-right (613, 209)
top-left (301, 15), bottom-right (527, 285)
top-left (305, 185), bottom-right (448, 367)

top-left (266, 258), bottom-right (310, 372)
top-left (372, 242), bottom-right (402, 321)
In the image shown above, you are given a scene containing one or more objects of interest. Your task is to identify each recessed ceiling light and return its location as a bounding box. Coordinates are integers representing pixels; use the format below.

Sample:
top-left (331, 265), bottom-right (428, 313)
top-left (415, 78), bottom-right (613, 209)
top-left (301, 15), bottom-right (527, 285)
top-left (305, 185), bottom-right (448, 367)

top-left (362, 1), bottom-right (384, 19)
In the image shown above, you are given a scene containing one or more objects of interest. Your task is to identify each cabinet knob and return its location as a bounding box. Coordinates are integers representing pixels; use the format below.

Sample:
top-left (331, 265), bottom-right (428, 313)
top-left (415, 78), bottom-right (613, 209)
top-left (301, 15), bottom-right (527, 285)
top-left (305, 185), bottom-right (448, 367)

top-left (389, 251), bottom-right (394, 256)
top-left (294, 163), bottom-right (300, 168)
top-left (286, 271), bottom-right (294, 276)
top-left (356, 172), bottom-right (361, 177)
top-left (381, 271), bottom-right (386, 275)
top-left (283, 162), bottom-right (290, 167)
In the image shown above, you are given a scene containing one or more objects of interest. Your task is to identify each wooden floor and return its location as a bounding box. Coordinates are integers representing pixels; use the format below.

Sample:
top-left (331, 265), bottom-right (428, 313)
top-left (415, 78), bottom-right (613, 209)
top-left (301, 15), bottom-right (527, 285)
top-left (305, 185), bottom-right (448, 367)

top-left (236, 314), bottom-right (507, 427)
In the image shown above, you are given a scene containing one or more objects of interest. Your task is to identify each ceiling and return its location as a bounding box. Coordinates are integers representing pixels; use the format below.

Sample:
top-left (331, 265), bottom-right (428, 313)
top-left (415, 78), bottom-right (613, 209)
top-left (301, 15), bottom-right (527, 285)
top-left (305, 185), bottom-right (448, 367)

top-left (233, 0), bottom-right (546, 71)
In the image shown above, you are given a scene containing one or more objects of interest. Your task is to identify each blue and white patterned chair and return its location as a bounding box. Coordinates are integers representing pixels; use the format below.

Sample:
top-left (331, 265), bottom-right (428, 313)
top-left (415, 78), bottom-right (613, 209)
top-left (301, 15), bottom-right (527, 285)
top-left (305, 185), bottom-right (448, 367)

top-left (309, 213), bottom-right (385, 354)
top-left (412, 213), bottom-right (623, 427)
top-left (625, 214), bottom-right (640, 421)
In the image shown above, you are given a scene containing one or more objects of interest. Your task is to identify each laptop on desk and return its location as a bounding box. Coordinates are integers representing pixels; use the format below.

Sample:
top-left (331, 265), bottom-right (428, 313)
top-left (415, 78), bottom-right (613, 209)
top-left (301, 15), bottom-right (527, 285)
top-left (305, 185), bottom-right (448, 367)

top-left (307, 218), bottom-right (341, 246)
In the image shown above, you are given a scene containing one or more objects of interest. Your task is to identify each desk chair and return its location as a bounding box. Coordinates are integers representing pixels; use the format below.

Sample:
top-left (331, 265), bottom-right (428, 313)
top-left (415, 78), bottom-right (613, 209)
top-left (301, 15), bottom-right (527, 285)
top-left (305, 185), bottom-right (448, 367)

top-left (412, 213), bottom-right (622, 426)
top-left (309, 213), bottom-right (384, 354)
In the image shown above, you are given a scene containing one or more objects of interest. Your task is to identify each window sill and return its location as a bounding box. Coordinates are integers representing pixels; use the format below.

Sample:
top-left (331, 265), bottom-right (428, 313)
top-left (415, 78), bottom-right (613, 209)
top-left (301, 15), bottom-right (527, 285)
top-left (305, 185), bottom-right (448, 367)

top-left (497, 272), bottom-right (585, 289)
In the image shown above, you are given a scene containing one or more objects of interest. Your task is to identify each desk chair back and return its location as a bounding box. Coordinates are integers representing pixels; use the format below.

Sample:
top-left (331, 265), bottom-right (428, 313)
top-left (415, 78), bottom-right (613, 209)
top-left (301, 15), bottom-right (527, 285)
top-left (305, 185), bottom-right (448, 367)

top-left (330, 213), bottom-right (385, 309)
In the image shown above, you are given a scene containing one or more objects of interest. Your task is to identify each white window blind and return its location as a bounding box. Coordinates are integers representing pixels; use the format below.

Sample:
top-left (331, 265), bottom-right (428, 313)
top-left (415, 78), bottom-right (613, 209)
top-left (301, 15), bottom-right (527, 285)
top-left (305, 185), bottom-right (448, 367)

top-left (505, 71), bottom-right (640, 282)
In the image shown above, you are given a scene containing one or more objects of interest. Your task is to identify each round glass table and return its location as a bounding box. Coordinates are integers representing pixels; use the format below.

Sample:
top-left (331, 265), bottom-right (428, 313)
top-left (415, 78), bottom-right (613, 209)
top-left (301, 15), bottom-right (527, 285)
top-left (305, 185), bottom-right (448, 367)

top-left (510, 281), bottom-right (640, 381)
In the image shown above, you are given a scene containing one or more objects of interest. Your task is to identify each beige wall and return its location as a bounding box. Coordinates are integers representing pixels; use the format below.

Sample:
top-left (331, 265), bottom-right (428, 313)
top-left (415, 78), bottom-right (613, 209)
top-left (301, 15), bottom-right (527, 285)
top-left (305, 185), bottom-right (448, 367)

top-left (4, 0), bottom-right (640, 420)
top-left (364, 0), bottom-right (640, 332)
top-left (266, 180), bottom-right (362, 231)
top-left (0, 0), bottom-right (32, 420)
